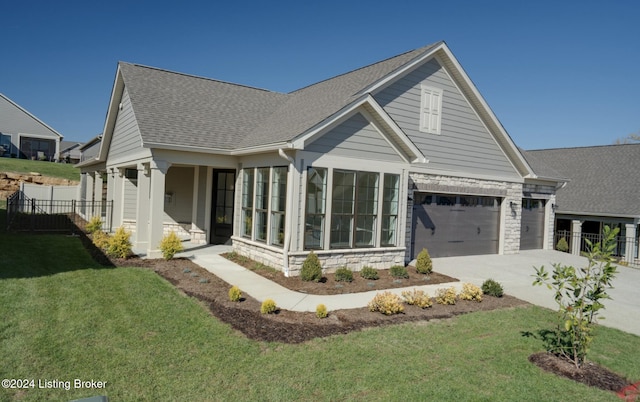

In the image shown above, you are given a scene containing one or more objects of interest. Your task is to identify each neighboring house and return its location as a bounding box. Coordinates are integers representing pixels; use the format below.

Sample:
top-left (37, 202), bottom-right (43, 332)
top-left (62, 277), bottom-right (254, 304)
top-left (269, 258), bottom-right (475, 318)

top-left (0, 93), bottom-right (63, 161)
top-left (525, 144), bottom-right (640, 265)
top-left (60, 141), bottom-right (84, 163)
top-left (78, 41), bottom-right (562, 273)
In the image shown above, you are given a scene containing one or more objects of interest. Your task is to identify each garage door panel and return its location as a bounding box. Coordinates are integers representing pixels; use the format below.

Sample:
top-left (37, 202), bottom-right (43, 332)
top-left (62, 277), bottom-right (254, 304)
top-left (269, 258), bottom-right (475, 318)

top-left (520, 199), bottom-right (545, 250)
top-left (412, 193), bottom-right (500, 258)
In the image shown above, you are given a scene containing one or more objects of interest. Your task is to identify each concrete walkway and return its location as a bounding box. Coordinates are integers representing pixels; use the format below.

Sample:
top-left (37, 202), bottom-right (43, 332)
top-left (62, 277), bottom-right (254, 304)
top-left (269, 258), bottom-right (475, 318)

top-left (175, 245), bottom-right (640, 336)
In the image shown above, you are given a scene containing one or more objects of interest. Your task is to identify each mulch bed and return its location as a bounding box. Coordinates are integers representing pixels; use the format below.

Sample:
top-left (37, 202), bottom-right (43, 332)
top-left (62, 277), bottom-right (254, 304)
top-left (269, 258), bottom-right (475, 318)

top-left (78, 232), bottom-right (636, 397)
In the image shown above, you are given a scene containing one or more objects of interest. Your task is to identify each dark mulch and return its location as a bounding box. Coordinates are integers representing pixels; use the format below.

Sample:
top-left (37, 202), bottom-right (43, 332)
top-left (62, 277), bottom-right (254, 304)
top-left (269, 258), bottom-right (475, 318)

top-left (529, 352), bottom-right (634, 395)
top-left (82, 238), bottom-right (635, 397)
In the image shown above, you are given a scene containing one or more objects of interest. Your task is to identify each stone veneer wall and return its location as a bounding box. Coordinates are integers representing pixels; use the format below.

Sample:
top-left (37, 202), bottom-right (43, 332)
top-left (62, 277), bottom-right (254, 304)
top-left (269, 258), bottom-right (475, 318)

top-left (232, 237), bottom-right (406, 276)
top-left (120, 220), bottom-right (191, 239)
top-left (406, 172), bottom-right (524, 262)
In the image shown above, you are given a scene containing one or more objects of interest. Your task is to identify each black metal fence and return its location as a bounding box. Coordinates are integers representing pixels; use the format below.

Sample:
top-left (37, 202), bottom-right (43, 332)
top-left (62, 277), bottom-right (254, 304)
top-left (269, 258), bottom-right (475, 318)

top-left (554, 230), bottom-right (639, 267)
top-left (6, 192), bottom-right (112, 233)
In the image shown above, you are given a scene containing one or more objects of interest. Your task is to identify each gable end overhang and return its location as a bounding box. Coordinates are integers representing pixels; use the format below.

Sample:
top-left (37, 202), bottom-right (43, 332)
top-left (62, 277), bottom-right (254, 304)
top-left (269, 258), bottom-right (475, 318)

top-left (360, 42), bottom-right (537, 180)
top-left (0, 93), bottom-right (64, 139)
top-left (96, 65), bottom-right (126, 162)
top-left (289, 94), bottom-right (427, 164)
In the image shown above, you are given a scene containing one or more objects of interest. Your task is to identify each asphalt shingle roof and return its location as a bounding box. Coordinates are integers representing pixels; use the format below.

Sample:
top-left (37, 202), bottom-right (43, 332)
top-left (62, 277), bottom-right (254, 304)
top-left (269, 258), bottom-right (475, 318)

top-left (118, 42), bottom-right (442, 150)
top-left (526, 144), bottom-right (640, 217)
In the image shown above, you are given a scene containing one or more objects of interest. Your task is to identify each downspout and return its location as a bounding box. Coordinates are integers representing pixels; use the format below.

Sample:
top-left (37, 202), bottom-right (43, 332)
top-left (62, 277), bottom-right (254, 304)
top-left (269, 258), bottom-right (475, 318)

top-left (278, 148), bottom-right (295, 277)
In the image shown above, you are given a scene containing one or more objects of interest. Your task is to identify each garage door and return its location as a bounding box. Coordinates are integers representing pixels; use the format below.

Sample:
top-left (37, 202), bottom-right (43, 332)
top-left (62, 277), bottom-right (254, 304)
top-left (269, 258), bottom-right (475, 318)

top-left (411, 193), bottom-right (500, 258)
top-left (520, 199), bottom-right (545, 250)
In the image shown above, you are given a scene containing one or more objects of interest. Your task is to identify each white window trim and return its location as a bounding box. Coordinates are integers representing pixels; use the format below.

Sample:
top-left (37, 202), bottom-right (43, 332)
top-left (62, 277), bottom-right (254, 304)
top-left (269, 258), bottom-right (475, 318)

top-left (419, 85), bottom-right (443, 135)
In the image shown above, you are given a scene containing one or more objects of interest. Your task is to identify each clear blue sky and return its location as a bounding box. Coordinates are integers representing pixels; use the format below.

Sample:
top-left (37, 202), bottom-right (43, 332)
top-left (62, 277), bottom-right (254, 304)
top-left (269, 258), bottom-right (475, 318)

top-left (2, 0), bottom-right (638, 149)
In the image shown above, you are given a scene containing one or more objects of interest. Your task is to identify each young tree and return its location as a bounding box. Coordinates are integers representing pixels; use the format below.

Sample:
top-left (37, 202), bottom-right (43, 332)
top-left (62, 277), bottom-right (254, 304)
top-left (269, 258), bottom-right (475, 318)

top-left (533, 225), bottom-right (619, 368)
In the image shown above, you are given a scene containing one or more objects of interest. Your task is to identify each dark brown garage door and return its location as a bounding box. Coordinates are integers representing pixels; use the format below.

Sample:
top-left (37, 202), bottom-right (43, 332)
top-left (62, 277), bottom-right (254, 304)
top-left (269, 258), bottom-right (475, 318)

top-left (411, 193), bottom-right (500, 258)
top-left (520, 199), bottom-right (545, 250)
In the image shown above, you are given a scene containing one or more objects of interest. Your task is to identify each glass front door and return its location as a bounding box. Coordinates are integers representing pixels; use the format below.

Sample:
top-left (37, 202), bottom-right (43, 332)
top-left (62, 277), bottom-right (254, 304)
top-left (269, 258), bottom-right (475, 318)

top-left (211, 170), bottom-right (235, 244)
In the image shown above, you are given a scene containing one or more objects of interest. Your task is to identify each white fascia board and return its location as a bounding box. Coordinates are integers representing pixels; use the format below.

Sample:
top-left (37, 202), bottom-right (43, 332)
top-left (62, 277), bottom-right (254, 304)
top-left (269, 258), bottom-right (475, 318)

top-left (435, 46), bottom-right (535, 179)
top-left (290, 95), bottom-right (426, 164)
top-left (231, 141), bottom-right (294, 155)
top-left (143, 141), bottom-right (234, 155)
top-left (97, 66), bottom-right (126, 162)
top-left (556, 211), bottom-right (640, 220)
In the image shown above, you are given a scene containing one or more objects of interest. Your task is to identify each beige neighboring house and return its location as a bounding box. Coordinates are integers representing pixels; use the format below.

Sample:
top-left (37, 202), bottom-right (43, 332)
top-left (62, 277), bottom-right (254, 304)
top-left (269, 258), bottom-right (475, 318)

top-left (0, 93), bottom-right (62, 161)
top-left (77, 42), bottom-right (562, 274)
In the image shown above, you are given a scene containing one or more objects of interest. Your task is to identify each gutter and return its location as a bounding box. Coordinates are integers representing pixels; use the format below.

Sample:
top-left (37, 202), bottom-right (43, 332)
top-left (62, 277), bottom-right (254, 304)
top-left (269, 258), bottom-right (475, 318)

top-left (278, 148), bottom-right (295, 277)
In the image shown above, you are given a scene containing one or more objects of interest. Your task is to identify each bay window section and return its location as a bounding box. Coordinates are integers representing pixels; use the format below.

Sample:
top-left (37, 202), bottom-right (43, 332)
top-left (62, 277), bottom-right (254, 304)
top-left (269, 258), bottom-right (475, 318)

top-left (330, 170), bottom-right (355, 248)
top-left (355, 172), bottom-right (379, 247)
top-left (255, 168), bottom-right (269, 242)
top-left (241, 169), bottom-right (254, 238)
top-left (305, 167), bottom-right (327, 250)
top-left (381, 174), bottom-right (400, 246)
top-left (270, 167), bottom-right (287, 246)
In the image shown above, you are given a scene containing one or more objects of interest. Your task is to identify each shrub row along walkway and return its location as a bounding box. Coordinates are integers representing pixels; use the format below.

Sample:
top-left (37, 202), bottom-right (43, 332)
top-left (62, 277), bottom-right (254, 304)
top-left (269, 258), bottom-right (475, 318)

top-left (173, 245), bottom-right (640, 336)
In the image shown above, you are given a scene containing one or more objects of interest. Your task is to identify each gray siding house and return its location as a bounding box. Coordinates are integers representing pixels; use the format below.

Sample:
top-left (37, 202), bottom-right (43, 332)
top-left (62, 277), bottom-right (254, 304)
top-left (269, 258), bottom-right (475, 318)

top-left (0, 93), bottom-right (62, 161)
top-left (79, 42), bottom-right (561, 274)
top-left (525, 145), bottom-right (640, 265)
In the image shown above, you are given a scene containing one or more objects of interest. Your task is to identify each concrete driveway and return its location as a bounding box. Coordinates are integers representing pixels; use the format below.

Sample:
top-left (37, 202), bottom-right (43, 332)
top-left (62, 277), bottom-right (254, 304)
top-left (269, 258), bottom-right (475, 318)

top-left (431, 249), bottom-right (640, 336)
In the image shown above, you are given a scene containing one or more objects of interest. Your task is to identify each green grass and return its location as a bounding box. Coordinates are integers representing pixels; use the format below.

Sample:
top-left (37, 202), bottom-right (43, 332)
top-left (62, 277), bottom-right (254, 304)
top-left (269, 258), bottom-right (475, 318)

top-left (0, 157), bottom-right (80, 181)
top-left (1, 213), bottom-right (639, 400)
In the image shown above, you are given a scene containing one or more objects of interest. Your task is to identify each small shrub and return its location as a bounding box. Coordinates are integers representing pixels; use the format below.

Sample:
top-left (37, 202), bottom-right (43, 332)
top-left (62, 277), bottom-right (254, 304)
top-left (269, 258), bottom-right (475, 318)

top-left (556, 237), bottom-right (569, 253)
top-left (159, 231), bottom-right (184, 260)
top-left (91, 230), bottom-right (111, 251)
top-left (368, 291), bottom-right (404, 315)
top-left (316, 304), bottom-right (328, 319)
top-left (334, 266), bottom-right (353, 282)
top-left (401, 289), bottom-right (432, 309)
top-left (86, 216), bottom-right (103, 233)
top-left (106, 226), bottom-right (132, 258)
top-left (300, 251), bottom-right (323, 282)
top-left (360, 266), bottom-right (379, 280)
top-left (389, 265), bottom-right (409, 279)
top-left (415, 248), bottom-right (433, 274)
top-left (481, 279), bottom-right (504, 297)
top-left (260, 299), bottom-right (277, 314)
top-left (229, 285), bottom-right (242, 302)
top-left (459, 283), bottom-right (483, 302)
top-left (435, 287), bottom-right (457, 305)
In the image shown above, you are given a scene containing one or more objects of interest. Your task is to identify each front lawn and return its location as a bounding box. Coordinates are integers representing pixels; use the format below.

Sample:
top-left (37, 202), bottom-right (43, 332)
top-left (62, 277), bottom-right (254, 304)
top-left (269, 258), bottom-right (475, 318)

top-left (1, 228), bottom-right (639, 400)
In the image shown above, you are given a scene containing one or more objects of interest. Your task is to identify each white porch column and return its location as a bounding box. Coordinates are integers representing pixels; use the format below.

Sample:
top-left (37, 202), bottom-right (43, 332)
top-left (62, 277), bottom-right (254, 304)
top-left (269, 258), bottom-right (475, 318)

top-left (571, 220), bottom-right (583, 256)
top-left (147, 160), bottom-right (170, 258)
top-left (94, 172), bottom-right (104, 217)
top-left (86, 172), bottom-right (95, 204)
top-left (111, 168), bottom-right (124, 231)
top-left (135, 163), bottom-right (151, 250)
top-left (624, 222), bottom-right (638, 265)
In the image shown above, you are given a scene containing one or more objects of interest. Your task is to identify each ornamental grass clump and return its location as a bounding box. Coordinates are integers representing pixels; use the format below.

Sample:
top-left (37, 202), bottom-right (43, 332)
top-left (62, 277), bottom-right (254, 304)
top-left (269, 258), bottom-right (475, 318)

top-left (415, 248), bottom-right (433, 274)
top-left (459, 283), bottom-right (483, 302)
top-left (481, 279), bottom-right (504, 297)
top-left (260, 299), bottom-right (277, 314)
top-left (86, 216), bottom-right (103, 233)
top-left (556, 237), bottom-right (569, 253)
top-left (401, 289), bottom-right (432, 309)
top-left (159, 231), bottom-right (184, 260)
top-left (91, 230), bottom-right (111, 251)
top-left (316, 304), bottom-right (328, 319)
top-left (228, 285), bottom-right (242, 302)
top-left (300, 251), bottom-right (323, 282)
top-left (435, 287), bottom-right (457, 305)
top-left (368, 291), bottom-right (404, 315)
top-left (389, 265), bottom-right (409, 279)
top-left (106, 226), bottom-right (132, 258)
top-left (334, 267), bottom-right (353, 282)
top-left (359, 266), bottom-right (379, 280)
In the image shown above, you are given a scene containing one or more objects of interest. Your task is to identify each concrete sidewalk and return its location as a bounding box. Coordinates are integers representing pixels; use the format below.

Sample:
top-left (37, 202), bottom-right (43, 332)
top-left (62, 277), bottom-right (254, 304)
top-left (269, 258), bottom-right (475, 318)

top-left (176, 245), bottom-right (640, 336)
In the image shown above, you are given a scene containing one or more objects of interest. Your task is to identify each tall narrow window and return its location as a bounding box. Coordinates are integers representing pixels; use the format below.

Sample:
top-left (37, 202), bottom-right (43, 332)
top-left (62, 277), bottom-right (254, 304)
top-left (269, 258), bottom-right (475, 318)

top-left (255, 168), bottom-right (269, 242)
top-left (305, 167), bottom-right (327, 250)
top-left (330, 170), bottom-right (355, 248)
top-left (270, 167), bottom-right (287, 246)
top-left (420, 85), bottom-right (442, 134)
top-left (381, 174), bottom-right (400, 246)
top-left (241, 169), bottom-right (254, 238)
top-left (355, 172), bottom-right (379, 247)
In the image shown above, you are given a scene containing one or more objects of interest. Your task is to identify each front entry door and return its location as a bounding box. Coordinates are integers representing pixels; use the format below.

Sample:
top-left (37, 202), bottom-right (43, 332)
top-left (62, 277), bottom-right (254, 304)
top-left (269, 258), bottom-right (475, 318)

top-left (211, 170), bottom-right (235, 244)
